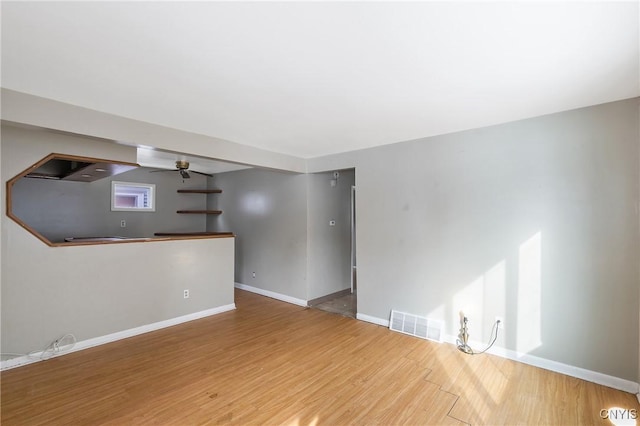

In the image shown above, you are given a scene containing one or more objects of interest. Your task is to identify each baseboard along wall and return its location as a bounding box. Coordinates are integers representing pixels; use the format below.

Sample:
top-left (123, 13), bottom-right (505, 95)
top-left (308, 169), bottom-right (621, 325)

top-left (4, 287), bottom-right (637, 398)
top-left (234, 282), bottom-right (308, 307)
top-left (235, 287), bottom-right (640, 395)
top-left (355, 312), bottom-right (639, 395)
top-left (1, 303), bottom-right (236, 371)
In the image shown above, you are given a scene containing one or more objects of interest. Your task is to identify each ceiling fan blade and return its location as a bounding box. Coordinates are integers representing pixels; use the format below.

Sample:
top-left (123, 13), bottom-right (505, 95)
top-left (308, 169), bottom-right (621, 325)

top-left (149, 169), bottom-right (177, 173)
top-left (191, 170), bottom-right (214, 177)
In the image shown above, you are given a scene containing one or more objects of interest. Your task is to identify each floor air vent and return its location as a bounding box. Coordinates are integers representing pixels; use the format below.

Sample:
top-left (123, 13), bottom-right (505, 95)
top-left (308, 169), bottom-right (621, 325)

top-left (389, 310), bottom-right (444, 343)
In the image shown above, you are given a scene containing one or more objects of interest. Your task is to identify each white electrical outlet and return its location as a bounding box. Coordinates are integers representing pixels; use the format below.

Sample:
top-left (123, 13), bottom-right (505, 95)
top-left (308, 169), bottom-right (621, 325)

top-left (252, 272), bottom-right (256, 278)
top-left (495, 316), bottom-right (504, 329)
top-left (120, 220), bottom-right (126, 228)
top-left (183, 289), bottom-right (190, 299)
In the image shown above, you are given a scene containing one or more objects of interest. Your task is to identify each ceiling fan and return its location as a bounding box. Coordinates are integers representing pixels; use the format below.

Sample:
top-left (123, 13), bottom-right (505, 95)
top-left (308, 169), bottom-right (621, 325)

top-left (149, 160), bottom-right (213, 179)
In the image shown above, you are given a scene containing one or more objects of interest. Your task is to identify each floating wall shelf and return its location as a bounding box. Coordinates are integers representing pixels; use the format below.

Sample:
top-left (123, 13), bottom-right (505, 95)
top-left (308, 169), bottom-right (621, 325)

top-left (176, 188), bottom-right (222, 215)
top-left (176, 210), bottom-right (222, 215)
top-left (177, 189), bottom-right (222, 194)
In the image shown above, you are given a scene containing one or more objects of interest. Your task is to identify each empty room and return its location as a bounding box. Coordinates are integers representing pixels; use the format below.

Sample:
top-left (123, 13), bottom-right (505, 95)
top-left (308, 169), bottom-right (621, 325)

top-left (1, 1), bottom-right (639, 425)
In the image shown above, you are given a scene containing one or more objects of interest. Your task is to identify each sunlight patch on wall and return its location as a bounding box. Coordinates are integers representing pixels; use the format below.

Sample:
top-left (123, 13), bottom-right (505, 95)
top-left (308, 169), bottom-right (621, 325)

top-left (484, 259), bottom-right (506, 320)
top-left (453, 275), bottom-right (484, 331)
top-left (517, 231), bottom-right (542, 354)
top-left (447, 260), bottom-right (509, 409)
top-left (452, 260), bottom-right (505, 341)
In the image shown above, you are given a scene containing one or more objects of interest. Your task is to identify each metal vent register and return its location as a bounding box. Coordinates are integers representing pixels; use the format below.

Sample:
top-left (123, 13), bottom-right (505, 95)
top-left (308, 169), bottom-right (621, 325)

top-left (389, 310), bottom-right (444, 343)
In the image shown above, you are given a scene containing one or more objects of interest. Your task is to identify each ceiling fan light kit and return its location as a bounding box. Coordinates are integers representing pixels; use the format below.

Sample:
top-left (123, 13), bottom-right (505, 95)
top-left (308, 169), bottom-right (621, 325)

top-left (150, 160), bottom-right (213, 179)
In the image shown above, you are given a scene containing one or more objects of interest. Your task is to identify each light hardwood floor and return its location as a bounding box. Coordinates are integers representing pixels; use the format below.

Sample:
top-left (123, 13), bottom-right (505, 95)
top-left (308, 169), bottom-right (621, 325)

top-left (2, 289), bottom-right (638, 425)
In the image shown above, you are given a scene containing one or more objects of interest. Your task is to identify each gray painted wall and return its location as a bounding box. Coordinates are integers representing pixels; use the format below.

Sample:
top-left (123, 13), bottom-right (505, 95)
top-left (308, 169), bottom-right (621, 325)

top-left (1, 124), bottom-right (235, 356)
top-left (209, 168), bottom-right (355, 301)
top-left (307, 170), bottom-right (355, 300)
top-left (3, 96), bottom-right (638, 385)
top-left (209, 168), bottom-right (309, 300)
top-left (11, 167), bottom-right (209, 242)
top-left (308, 98), bottom-right (639, 382)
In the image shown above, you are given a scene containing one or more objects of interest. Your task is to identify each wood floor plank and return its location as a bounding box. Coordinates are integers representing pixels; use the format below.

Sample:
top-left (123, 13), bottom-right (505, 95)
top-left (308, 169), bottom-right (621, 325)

top-left (1, 289), bottom-right (638, 425)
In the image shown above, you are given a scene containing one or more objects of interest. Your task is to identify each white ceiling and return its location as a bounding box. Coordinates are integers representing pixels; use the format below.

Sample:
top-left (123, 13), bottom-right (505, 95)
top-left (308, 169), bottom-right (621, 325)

top-left (2, 2), bottom-right (638, 160)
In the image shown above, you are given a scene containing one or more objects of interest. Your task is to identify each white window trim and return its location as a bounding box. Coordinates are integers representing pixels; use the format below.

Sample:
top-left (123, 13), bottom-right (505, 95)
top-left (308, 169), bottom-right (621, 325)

top-left (111, 181), bottom-right (156, 212)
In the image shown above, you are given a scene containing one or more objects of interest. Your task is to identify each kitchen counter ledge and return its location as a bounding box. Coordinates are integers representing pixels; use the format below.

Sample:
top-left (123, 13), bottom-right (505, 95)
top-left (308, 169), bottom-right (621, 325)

top-left (56, 233), bottom-right (234, 247)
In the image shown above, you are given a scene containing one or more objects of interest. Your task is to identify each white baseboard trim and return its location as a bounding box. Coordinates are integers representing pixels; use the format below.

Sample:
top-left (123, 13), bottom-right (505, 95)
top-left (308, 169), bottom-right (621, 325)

top-left (356, 312), bottom-right (390, 327)
top-left (1, 303), bottom-right (236, 371)
top-left (444, 332), bottom-right (638, 394)
top-left (353, 312), bottom-right (639, 394)
top-left (234, 282), bottom-right (308, 307)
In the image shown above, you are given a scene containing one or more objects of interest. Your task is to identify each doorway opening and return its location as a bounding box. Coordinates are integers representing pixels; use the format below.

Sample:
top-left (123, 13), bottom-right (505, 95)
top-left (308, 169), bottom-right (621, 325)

top-left (311, 183), bottom-right (356, 318)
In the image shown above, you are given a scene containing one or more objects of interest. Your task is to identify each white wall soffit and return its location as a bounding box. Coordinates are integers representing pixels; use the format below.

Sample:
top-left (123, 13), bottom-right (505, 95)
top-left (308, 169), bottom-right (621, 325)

top-left (136, 147), bottom-right (252, 175)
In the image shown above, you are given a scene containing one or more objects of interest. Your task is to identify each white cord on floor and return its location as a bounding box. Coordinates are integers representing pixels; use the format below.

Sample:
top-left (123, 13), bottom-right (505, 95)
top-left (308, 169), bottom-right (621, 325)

top-left (32, 333), bottom-right (77, 359)
top-left (1, 333), bottom-right (77, 361)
